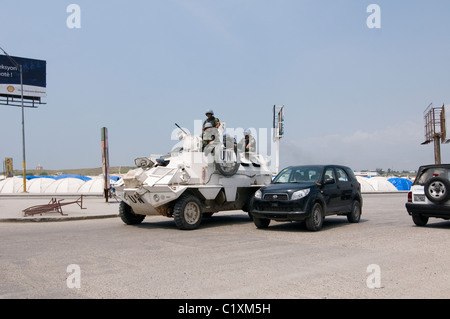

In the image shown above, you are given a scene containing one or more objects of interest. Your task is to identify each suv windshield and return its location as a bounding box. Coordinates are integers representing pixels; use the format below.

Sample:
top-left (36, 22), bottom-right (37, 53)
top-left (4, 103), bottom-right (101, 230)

top-left (273, 166), bottom-right (323, 184)
top-left (415, 167), bottom-right (450, 185)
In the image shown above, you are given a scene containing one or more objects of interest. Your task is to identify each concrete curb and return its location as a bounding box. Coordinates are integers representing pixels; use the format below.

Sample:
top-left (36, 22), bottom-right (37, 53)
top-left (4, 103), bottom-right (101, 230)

top-left (0, 193), bottom-right (104, 198)
top-left (0, 214), bottom-right (119, 223)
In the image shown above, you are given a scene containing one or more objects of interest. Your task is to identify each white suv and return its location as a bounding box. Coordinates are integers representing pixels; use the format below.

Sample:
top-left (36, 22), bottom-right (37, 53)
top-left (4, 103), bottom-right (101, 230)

top-left (406, 164), bottom-right (450, 226)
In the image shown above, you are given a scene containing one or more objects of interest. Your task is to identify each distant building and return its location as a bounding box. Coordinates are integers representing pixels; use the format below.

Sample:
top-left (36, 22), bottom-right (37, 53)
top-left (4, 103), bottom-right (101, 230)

top-left (36, 164), bottom-right (43, 171)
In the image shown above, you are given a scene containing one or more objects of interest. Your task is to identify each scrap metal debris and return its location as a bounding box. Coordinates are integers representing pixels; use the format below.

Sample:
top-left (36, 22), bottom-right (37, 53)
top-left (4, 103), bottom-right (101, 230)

top-left (22, 196), bottom-right (86, 217)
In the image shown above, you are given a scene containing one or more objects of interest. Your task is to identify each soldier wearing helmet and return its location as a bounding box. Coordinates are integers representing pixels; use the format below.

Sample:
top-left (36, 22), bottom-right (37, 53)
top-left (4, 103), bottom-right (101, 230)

top-left (202, 122), bottom-right (218, 152)
top-left (238, 128), bottom-right (256, 158)
top-left (203, 109), bottom-right (220, 132)
top-left (223, 133), bottom-right (237, 152)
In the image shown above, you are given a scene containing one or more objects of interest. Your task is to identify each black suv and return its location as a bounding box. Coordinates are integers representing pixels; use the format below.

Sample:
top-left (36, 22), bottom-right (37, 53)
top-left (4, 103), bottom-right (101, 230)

top-left (406, 164), bottom-right (450, 226)
top-left (249, 165), bottom-right (363, 231)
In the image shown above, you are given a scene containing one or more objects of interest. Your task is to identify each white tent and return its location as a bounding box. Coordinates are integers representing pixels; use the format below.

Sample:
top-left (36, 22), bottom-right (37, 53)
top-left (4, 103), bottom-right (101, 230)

top-left (78, 177), bottom-right (104, 194)
top-left (44, 178), bottom-right (85, 194)
top-left (356, 176), bottom-right (375, 193)
top-left (0, 177), bottom-right (24, 194)
top-left (366, 176), bottom-right (398, 192)
top-left (27, 178), bottom-right (56, 193)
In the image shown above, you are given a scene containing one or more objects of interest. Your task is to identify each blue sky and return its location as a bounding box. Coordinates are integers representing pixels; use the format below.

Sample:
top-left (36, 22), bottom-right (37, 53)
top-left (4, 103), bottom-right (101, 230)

top-left (1, 0), bottom-right (450, 172)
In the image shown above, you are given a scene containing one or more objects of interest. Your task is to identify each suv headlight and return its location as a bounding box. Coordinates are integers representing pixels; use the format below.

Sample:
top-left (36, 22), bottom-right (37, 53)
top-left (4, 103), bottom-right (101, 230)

top-left (291, 189), bottom-right (310, 200)
top-left (254, 189), bottom-right (262, 199)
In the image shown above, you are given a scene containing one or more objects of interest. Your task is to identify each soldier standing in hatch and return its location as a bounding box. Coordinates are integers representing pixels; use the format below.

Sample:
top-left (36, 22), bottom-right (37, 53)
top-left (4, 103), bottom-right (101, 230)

top-left (202, 122), bottom-right (216, 152)
top-left (238, 129), bottom-right (256, 158)
top-left (223, 133), bottom-right (237, 152)
top-left (202, 109), bottom-right (220, 132)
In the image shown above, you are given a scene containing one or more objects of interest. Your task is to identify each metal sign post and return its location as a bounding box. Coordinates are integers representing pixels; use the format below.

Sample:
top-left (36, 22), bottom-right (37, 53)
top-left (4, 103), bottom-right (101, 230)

top-left (273, 105), bottom-right (285, 175)
top-left (101, 127), bottom-right (110, 202)
top-left (0, 47), bottom-right (26, 192)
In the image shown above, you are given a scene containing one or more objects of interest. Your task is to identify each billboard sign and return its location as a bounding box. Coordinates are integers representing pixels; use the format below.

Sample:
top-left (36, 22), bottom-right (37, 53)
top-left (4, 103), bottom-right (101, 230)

top-left (0, 55), bottom-right (46, 98)
top-left (273, 105), bottom-right (285, 139)
top-left (5, 157), bottom-right (13, 177)
top-left (441, 104), bottom-right (450, 144)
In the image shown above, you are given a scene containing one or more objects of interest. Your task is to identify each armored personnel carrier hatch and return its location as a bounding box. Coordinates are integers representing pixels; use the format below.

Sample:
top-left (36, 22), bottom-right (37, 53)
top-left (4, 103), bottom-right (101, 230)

top-left (113, 123), bottom-right (272, 230)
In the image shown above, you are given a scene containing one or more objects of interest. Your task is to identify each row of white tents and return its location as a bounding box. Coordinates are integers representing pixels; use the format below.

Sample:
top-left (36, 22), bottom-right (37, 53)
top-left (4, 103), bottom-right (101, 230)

top-left (0, 175), bottom-right (414, 194)
top-left (0, 176), bottom-right (114, 194)
top-left (356, 176), bottom-right (413, 192)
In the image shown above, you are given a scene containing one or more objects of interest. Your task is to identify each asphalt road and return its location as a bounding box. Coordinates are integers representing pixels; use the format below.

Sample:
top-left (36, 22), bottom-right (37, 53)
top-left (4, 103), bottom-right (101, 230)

top-left (1, 193), bottom-right (449, 300)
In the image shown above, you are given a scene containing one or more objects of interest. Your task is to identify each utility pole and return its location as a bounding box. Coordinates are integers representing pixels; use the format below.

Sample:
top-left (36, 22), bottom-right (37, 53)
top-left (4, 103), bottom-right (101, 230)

top-left (434, 134), bottom-right (441, 164)
top-left (0, 47), bottom-right (27, 192)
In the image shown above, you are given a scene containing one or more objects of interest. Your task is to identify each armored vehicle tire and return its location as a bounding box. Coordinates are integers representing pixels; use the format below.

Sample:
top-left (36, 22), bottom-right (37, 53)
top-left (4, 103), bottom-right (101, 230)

top-left (119, 201), bottom-right (146, 225)
top-left (215, 161), bottom-right (240, 177)
top-left (214, 146), bottom-right (240, 177)
top-left (173, 194), bottom-right (203, 230)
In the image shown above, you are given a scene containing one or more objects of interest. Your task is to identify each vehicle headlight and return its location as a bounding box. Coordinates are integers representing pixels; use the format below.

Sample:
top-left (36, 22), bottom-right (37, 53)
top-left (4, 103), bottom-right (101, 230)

top-left (291, 189), bottom-right (310, 200)
top-left (254, 189), bottom-right (262, 199)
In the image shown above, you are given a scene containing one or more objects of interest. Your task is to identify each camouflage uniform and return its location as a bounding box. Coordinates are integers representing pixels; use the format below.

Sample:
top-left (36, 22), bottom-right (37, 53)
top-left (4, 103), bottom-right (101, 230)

top-left (203, 109), bottom-right (220, 131)
top-left (203, 116), bottom-right (220, 131)
top-left (202, 123), bottom-right (218, 152)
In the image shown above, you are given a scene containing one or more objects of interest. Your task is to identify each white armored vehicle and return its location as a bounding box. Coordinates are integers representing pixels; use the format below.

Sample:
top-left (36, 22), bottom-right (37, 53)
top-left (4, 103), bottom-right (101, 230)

top-left (113, 123), bottom-right (272, 230)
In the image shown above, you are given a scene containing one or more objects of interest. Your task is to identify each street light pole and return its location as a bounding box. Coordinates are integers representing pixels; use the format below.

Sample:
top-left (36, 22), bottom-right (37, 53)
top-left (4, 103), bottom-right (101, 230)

top-left (0, 47), bottom-right (27, 192)
top-left (20, 64), bottom-right (26, 192)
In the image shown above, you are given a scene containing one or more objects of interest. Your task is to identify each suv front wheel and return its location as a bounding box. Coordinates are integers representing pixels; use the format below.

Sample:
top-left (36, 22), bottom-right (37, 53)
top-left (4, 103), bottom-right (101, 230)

top-left (305, 202), bottom-right (324, 231)
top-left (253, 217), bottom-right (270, 229)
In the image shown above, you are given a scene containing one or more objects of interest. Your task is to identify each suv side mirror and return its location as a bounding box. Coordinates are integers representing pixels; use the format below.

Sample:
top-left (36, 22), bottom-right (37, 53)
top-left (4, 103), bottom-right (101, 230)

top-left (324, 178), bottom-right (336, 185)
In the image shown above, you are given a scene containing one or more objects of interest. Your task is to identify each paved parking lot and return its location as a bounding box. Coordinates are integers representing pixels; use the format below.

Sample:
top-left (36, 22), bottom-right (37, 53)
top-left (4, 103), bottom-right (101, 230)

top-left (0, 193), bottom-right (449, 299)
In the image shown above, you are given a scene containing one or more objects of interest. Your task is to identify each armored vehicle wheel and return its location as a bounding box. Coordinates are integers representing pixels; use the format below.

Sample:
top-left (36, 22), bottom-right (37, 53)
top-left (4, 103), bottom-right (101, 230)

top-left (119, 201), bottom-right (146, 225)
top-left (215, 161), bottom-right (240, 177)
top-left (215, 147), bottom-right (240, 177)
top-left (173, 194), bottom-right (203, 230)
